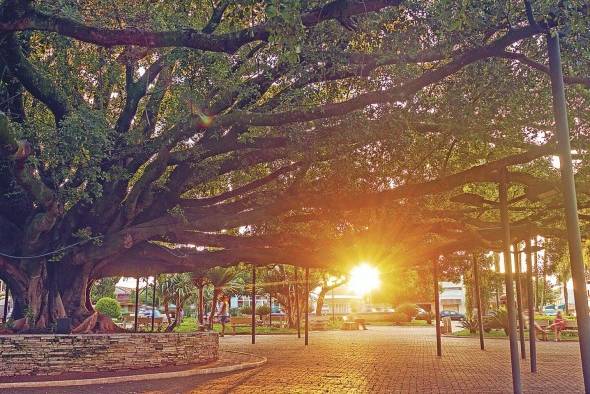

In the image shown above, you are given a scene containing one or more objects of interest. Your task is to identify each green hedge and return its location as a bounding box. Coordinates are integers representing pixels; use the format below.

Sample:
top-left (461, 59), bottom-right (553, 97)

top-left (95, 297), bottom-right (121, 319)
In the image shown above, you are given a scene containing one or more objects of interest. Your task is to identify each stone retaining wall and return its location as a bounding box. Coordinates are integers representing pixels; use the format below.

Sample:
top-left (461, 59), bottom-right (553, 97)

top-left (0, 332), bottom-right (218, 377)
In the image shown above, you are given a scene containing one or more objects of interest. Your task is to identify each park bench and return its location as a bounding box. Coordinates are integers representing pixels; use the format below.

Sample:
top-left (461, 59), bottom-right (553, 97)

top-left (120, 315), bottom-right (164, 330)
top-left (230, 316), bottom-right (253, 335)
top-left (341, 321), bottom-right (359, 330)
top-left (262, 315), bottom-right (287, 328)
top-left (309, 317), bottom-right (329, 331)
top-left (535, 318), bottom-right (578, 339)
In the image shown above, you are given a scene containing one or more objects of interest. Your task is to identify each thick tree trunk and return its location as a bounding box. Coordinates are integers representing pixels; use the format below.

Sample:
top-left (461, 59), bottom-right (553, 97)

top-left (316, 288), bottom-right (328, 317)
top-left (209, 288), bottom-right (220, 329)
top-left (1, 259), bottom-right (94, 330)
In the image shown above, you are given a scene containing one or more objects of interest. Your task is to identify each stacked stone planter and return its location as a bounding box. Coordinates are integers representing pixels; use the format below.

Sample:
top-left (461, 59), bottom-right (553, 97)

top-left (0, 332), bottom-right (218, 377)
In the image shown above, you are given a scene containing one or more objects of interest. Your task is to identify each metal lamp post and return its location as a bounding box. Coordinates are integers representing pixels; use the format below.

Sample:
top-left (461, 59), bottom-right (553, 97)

top-left (547, 33), bottom-right (590, 393)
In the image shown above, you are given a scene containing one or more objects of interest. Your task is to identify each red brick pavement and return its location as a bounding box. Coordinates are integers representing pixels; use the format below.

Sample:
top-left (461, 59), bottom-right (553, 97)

top-left (10, 326), bottom-right (584, 393)
top-left (190, 326), bottom-right (584, 393)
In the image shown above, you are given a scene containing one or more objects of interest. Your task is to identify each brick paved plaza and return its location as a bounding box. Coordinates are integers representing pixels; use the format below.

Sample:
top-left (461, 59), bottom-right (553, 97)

top-left (11, 326), bottom-right (586, 393)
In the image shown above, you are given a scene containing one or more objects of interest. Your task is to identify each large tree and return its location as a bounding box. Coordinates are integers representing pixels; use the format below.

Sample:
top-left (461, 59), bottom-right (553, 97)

top-left (0, 0), bottom-right (588, 329)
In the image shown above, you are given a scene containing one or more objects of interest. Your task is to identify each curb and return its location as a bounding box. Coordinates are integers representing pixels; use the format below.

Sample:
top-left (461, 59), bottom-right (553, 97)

top-left (0, 351), bottom-right (267, 389)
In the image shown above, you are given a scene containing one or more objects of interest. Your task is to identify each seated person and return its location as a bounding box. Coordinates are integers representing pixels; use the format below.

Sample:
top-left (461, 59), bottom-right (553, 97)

top-left (548, 311), bottom-right (567, 342)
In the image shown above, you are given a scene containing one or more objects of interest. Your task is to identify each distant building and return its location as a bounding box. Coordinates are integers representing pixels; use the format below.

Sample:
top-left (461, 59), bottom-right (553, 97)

top-left (115, 285), bottom-right (136, 314)
top-left (320, 286), bottom-right (364, 315)
top-left (439, 281), bottom-right (466, 313)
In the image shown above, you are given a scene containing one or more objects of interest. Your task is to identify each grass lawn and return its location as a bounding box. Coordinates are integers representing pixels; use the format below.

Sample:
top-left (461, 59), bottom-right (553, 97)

top-left (451, 328), bottom-right (579, 341)
top-left (172, 317), bottom-right (424, 333)
top-left (368, 320), bottom-right (431, 327)
top-left (174, 317), bottom-right (347, 334)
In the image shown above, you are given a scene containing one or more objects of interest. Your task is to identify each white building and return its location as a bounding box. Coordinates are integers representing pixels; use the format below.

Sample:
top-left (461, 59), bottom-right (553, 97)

top-left (439, 281), bottom-right (466, 313)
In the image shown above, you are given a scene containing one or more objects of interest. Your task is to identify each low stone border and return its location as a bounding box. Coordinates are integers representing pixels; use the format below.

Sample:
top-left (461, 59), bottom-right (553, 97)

top-left (0, 350), bottom-right (266, 389)
top-left (0, 332), bottom-right (218, 377)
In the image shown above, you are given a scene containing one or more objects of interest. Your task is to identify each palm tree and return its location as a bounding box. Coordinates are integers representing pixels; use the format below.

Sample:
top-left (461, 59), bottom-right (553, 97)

top-left (157, 273), bottom-right (196, 330)
top-left (190, 272), bottom-right (208, 326)
top-left (205, 266), bottom-right (242, 328)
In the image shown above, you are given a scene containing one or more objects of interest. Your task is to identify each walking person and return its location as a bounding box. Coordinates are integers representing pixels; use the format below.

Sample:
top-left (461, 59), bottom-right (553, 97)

top-left (218, 295), bottom-right (231, 337)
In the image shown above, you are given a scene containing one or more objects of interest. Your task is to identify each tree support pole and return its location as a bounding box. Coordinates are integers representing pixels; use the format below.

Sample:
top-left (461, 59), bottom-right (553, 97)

top-left (295, 267), bottom-right (301, 338)
top-left (525, 238), bottom-right (537, 373)
top-left (433, 259), bottom-right (442, 357)
top-left (251, 264), bottom-right (256, 345)
top-left (134, 277), bottom-right (140, 332)
top-left (472, 253), bottom-right (485, 351)
top-left (198, 286), bottom-right (204, 326)
top-left (547, 33), bottom-right (590, 394)
top-left (269, 293), bottom-right (272, 329)
top-left (514, 242), bottom-right (526, 360)
top-left (151, 276), bottom-right (157, 332)
top-left (305, 267), bottom-right (309, 346)
top-left (499, 175), bottom-right (522, 394)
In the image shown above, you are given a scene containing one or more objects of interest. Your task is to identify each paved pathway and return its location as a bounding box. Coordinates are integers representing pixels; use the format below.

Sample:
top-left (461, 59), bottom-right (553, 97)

top-left (11, 326), bottom-right (585, 393)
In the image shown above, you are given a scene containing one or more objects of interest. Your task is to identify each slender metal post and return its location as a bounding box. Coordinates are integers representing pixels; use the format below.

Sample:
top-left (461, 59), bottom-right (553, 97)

top-left (494, 253), bottom-right (501, 308)
top-left (295, 267), bottom-right (301, 338)
top-left (433, 259), bottom-right (442, 357)
top-left (3, 285), bottom-right (9, 322)
top-left (472, 253), bottom-right (484, 351)
top-left (151, 276), bottom-right (156, 332)
top-left (305, 267), bottom-right (309, 346)
top-left (525, 238), bottom-right (537, 373)
top-left (547, 33), bottom-right (590, 393)
top-left (134, 277), bottom-right (140, 332)
top-left (269, 293), bottom-right (272, 329)
top-left (534, 237), bottom-right (540, 312)
top-left (251, 264), bottom-right (256, 344)
top-left (514, 242), bottom-right (526, 360)
top-left (499, 176), bottom-right (522, 394)
top-left (332, 288), bottom-right (335, 322)
top-left (198, 286), bottom-right (204, 326)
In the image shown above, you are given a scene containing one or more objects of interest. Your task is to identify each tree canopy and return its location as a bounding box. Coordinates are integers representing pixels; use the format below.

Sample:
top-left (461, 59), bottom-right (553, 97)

top-left (0, 0), bottom-right (588, 327)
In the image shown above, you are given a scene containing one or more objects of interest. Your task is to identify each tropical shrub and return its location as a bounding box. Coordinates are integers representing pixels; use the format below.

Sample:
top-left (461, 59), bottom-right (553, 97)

top-left (240, 305), bottom-right (253, 315)
top-left (396, 303), bottom-right (419, 319)
top-left (95, 297), bottom-right (121, 319)
top-left (256, 304), bottom-right (271, 318)
top-left (488, 307), bottom-right (509, 335)
top-left (229, 307), bottom-right (240, 317)
top-left (391, 312), bottom-right (410, 325)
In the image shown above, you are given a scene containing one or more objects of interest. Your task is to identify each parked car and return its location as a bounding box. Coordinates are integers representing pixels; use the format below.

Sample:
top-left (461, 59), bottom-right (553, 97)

top-left (440, 310), bottom-right (465, 321)
top-left (415, 307), bottom-right (433, 323)
top-left (138, 308), bottom-right (162, 318)
top-left (542, 305), bottom-right (559, 316)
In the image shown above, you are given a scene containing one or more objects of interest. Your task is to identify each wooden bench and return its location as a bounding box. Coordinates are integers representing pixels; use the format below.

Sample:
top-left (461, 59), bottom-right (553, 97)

top-left (230, 316), bottom-right (253, 335)
top-left (535, 318), bottom-right (578, 339)
top-left (309, 318), bottom-right (329, 331)
top-left (262, 315), bottom-right (287, 328)
top-left (342, 321), bottom-right (359, 330)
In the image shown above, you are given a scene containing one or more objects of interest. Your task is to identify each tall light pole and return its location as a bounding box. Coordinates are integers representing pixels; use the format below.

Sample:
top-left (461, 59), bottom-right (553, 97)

top-left (433, 259), bottom-right (442, 357)
top-left (547, 33), bottom-right (590, 392)
top-left (251, 264), bottom-right (256, 345)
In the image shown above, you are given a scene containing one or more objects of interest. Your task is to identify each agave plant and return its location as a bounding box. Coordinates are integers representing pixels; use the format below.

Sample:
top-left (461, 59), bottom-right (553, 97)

top-left (460, 317), bottom-right (479, 333)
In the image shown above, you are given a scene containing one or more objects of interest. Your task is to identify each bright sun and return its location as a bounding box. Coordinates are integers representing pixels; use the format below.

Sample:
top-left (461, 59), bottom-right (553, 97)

top-left (348, 263), bottom-right (380, 296)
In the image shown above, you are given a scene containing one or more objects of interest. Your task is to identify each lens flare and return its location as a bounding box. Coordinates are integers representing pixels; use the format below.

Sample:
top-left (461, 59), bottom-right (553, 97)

top-left (348, 263), bottom-right (380, 296)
